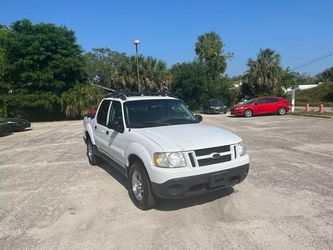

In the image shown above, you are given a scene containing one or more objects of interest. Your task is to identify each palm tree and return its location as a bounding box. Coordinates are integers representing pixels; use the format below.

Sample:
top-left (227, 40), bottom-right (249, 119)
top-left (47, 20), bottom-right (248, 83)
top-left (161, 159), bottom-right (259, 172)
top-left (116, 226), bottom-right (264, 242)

top-left (245, 49), bottom-right (283, 94)
top-left (85, 48), bottom-right (170, 92)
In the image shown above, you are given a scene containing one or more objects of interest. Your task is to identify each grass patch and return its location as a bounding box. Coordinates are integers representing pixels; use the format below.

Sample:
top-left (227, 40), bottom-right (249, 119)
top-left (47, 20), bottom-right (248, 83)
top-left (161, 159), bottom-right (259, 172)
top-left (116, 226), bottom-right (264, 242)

top-left (293, 82), bottom-right (333, 107)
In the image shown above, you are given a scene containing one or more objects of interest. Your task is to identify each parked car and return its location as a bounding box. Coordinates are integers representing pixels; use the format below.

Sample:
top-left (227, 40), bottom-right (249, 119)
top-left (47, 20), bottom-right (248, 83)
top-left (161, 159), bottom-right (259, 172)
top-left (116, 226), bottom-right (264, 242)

top-left (84, 108), bottom-right (97, 119)
top-left (231, 96), bottom-right (289, 117)
top-left (0, 118), bottom-right (12, 136)
top-left (83, 94), bottom-right (249, 210)
top-left (6, 118), bottom-right (31, 132)
top-left (203, 99), bottom-right (227, 114)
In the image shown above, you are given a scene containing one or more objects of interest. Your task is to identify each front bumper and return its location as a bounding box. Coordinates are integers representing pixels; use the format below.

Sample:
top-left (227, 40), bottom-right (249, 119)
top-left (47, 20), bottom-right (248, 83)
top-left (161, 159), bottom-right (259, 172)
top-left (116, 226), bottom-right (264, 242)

top-left (151, 164), bottom-right (249, 199)
top-left (207, 107), bottom-right (227, 114)
top-left (230, 108), bottom-right (244, 116)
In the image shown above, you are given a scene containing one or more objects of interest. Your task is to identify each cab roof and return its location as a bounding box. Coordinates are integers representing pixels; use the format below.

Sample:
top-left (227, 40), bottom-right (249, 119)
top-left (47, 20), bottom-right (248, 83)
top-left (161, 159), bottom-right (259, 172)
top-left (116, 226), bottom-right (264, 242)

top-left (104, 95), bottom-right (178, 102)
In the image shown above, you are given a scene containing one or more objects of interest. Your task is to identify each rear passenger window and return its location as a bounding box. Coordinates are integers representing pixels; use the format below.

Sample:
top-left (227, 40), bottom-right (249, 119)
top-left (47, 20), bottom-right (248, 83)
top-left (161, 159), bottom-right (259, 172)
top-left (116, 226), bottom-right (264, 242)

top-left (270, 98), bottom-right (279, 103)
top-left (257, 98), bottom-right (268, 104)
top-left (97, 100), bottom-right (111, 126)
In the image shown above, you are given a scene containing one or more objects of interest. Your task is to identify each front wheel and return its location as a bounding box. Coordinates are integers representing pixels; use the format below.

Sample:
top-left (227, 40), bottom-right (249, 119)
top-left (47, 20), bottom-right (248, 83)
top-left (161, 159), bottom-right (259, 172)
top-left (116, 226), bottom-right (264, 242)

top-left (244, 109), bottom-right (253, 117)
top-left (129, 161), bottom-right (155, 210)
top-left (278, 107), bottom-right (286, 115)
top-left (86, 139), bottom-right (101, 166)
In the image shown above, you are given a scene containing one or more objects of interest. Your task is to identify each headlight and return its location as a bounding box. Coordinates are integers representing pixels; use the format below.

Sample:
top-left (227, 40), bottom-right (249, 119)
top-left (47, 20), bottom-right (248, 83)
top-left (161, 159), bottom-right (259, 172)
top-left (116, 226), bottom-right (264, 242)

top-left (153, 152), bottom-right (186, 168)
top-left (236, 141), bottom-right (246, 157)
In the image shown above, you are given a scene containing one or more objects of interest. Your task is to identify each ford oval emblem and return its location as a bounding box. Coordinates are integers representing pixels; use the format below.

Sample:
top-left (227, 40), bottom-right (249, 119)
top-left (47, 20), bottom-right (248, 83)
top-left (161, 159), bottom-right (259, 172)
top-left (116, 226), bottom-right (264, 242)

top-left (212, 153), bottom-right (221, 159)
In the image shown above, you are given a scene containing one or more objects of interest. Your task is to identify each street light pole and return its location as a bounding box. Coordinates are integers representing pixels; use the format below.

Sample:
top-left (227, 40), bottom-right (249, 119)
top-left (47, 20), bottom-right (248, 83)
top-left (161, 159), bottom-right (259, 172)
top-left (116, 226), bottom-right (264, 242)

top-left (133, 40), bottom-right (141, 92)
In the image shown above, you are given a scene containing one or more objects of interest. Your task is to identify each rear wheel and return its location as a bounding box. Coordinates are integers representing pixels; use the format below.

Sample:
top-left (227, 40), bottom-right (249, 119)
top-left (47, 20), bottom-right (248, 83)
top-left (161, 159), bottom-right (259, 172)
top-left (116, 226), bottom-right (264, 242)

top-left (244, 109), bottom-right (253, 117)
top-left (129, 160), bottom-right (155, 210)
top-left (86, 139), bottom-right (101, 166)
top-left (278, 107), bottom-right (286, 115)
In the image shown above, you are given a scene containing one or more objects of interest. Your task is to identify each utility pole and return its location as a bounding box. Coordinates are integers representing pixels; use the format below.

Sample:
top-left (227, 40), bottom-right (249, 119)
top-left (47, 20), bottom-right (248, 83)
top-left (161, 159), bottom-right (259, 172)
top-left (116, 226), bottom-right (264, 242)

top-left (133, 40), bottom-right (141, 92)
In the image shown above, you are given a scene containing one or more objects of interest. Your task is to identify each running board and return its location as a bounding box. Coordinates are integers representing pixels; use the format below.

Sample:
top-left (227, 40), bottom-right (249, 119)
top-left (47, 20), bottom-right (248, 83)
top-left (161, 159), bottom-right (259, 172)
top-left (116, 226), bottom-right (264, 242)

top-left (93, 145), bottom-right (127, 177)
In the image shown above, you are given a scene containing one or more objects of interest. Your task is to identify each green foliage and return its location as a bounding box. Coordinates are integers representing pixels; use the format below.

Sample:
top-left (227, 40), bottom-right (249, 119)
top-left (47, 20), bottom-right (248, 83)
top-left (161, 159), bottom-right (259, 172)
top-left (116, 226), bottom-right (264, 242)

top-left (296, 82), bottom-right (333, 106)
top-left (317, 67), bottom-right (333, 82)
top-left (0, 92), bottom-right (63, 120)
top-left (241, 49), bottom-right (289, 97)
top-left (171, 31), bottom-right (236, 109)
top-left (294, 72), bottom-right (317, 85)
top-left (171, 61), bottom-right (236, 109)
top-left (195, 31), bottom-right (230, 78)
top-left (85, 48), bottom-right (170, 91)
top-left (0, 19), bottom-right (89, 121)
top-left (1, 19), bottom-right (86, 94)
top-left (61, 84), bottom-right (104, 119)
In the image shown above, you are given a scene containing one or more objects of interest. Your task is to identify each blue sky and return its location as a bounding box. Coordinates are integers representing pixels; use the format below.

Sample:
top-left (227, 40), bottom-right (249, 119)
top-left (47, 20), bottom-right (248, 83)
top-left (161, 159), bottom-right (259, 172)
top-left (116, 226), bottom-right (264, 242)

top-left (1, 0), bottom-right (332, 76)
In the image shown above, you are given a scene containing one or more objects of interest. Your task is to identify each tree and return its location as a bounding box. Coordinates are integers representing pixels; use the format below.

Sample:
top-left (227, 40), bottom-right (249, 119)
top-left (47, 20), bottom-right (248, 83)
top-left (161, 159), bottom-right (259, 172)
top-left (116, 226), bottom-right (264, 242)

top-left (61, 84), bottom-right (104, 119)
top-left (317, 67), bottom-right (333, 82)
top-left (243, 48), bottom-right (284, 96)
top-left (2, 19), bottom-right (86, 94)
top-left (195, 31), bottom-right (229, 78)
top-left (85, 48), bottom-right (170, 91)
top-left (0, 25), bottom-right (10, 95)
top-left (0, 19), bottom-right (87, 120)
top-left (171, 31), bottom-right (236, 109)
top-left (171, 61), bottom-right (236, 109)
top-left (85, 48), bottom-right (127, 89)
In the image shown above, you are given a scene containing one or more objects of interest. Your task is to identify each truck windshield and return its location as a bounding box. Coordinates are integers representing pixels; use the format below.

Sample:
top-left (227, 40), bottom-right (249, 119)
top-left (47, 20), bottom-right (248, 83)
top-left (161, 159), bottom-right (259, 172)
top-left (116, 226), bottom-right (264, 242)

top-left (124, 99), bottom-right (199, 128)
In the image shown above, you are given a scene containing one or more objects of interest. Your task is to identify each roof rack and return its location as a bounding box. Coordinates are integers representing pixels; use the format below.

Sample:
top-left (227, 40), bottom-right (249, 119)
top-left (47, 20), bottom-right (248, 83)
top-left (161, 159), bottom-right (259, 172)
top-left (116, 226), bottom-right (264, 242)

top-left (106, 89), bottom-right (170, 100)
top-left (91, 83), bottom-right (170, 100)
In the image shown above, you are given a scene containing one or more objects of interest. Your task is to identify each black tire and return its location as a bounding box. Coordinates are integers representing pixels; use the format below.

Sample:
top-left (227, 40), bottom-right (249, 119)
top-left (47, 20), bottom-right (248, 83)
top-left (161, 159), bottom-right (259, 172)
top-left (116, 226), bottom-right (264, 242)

top-left (86, 139), bottom-right (100, 166)
top-left (278, 107), bottom-right (286, 115)
top-left (244, 109), bottom-right (253, 117)
top-left (128, 160), bottom-right (155, 210)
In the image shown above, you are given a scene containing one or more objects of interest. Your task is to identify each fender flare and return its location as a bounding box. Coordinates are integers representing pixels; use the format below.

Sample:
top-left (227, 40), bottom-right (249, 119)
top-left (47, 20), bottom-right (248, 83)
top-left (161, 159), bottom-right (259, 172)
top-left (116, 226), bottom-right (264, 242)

top-left (125, 143), bottom-right (153, 169)
top-left (85, 123), bottom-right (96, 145)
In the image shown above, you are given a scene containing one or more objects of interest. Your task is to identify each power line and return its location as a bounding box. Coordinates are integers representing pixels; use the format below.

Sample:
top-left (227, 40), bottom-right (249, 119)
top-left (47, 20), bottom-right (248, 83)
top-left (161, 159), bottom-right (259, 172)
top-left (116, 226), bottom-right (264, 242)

top-left (290, 51), bottom-right (333, 71)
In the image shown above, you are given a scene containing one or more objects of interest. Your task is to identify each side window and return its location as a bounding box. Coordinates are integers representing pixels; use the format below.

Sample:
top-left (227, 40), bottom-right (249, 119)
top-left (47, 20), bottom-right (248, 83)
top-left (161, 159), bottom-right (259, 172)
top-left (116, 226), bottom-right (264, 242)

top-left (97, 100), bottom-right (111, 126)
top-left (270, 98), bottom-right (279, 103)
top-left (108, 101), bottom-right (123, 124)
top-left (264, 98), bottom-right (273, 104)
top-left (257, 98), bottom-right (268, 104)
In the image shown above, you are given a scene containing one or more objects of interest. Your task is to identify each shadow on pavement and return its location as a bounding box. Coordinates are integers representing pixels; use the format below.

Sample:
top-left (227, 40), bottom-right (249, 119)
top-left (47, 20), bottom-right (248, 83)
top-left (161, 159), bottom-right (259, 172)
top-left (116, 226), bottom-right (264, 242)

top-left (154, 187), bottom-right (234, 211)
top-left (97, 162), bottom-right (129, 190)
top-left (0, 132), bottom-right (13, 137)
top-left (227, 115), bottom-right (244, 118)
top-left (13, 128), bottom-right (33, 133)
top-left (97, 162), bottom-right (235, 211)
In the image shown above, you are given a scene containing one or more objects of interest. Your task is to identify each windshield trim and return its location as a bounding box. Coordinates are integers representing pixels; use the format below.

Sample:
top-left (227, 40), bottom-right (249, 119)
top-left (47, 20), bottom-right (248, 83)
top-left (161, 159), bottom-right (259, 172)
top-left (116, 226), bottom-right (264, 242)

top-left (244, 98), bottom-right (256, 104)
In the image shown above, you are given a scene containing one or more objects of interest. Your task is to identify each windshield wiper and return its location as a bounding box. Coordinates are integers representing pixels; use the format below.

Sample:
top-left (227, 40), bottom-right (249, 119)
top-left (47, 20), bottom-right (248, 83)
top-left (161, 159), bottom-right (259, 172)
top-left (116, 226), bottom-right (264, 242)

top-left (162, 118), bottom-right (198, 124)
top-left (129, 121), bottom-right (170, 128)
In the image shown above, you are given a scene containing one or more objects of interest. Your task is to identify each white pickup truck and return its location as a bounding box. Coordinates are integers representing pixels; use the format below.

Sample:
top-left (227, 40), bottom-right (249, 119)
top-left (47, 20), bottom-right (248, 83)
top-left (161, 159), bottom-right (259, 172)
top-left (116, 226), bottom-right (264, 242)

top-left (83, 94), bottom-right (249, 210)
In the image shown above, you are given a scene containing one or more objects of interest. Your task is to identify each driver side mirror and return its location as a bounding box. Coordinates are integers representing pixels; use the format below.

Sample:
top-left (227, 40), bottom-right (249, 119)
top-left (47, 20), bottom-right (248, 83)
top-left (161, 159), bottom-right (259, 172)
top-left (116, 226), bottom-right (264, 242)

top-left (108, 119), bottom-right (124, 133)
top-left (195, 114), bottom-right (203, 122)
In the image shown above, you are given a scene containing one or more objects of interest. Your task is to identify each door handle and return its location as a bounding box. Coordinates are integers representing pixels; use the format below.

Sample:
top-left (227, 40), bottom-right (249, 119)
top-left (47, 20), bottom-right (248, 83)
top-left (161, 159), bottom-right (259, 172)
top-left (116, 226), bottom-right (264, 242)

top-left (106, 131), bottom-right (109, 135)
top-left (94, 126), bottom-right (97, 130)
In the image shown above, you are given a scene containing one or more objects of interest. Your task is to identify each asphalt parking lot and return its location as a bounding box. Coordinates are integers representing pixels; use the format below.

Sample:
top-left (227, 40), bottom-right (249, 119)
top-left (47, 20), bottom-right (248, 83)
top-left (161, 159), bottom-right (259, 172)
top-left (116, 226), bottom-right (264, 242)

top-left (0, 114), bottom-right (332, 249)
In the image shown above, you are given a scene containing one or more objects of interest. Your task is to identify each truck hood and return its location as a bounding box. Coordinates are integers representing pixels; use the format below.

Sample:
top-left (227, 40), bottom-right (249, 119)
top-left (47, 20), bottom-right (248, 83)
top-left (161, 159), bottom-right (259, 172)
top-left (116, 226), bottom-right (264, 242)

top-left (135, 123), bottom-right (241, 152)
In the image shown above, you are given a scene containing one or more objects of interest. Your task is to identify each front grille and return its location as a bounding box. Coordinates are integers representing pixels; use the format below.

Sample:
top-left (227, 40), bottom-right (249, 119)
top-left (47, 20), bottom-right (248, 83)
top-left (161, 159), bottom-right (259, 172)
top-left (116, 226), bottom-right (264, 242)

top-left (198, 154), bottom-right (231, 166)
top-left (195, 145), bottom-right (230, 156)
top-left (188, 152), bottom-right (196, 167)
top-left (194, 145), bottom-right (232, 167)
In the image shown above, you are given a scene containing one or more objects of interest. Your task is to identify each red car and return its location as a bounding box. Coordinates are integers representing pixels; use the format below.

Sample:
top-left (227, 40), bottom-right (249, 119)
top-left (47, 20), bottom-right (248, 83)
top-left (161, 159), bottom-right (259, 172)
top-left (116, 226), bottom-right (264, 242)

top-left (231, 96), bottom-right (289, 117)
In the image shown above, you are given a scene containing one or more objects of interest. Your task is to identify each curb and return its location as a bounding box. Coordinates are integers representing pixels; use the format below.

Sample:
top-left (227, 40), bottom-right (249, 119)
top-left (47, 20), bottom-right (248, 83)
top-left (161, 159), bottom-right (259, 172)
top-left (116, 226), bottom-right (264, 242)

top-left (288, 113), bottom-right (332, 119)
